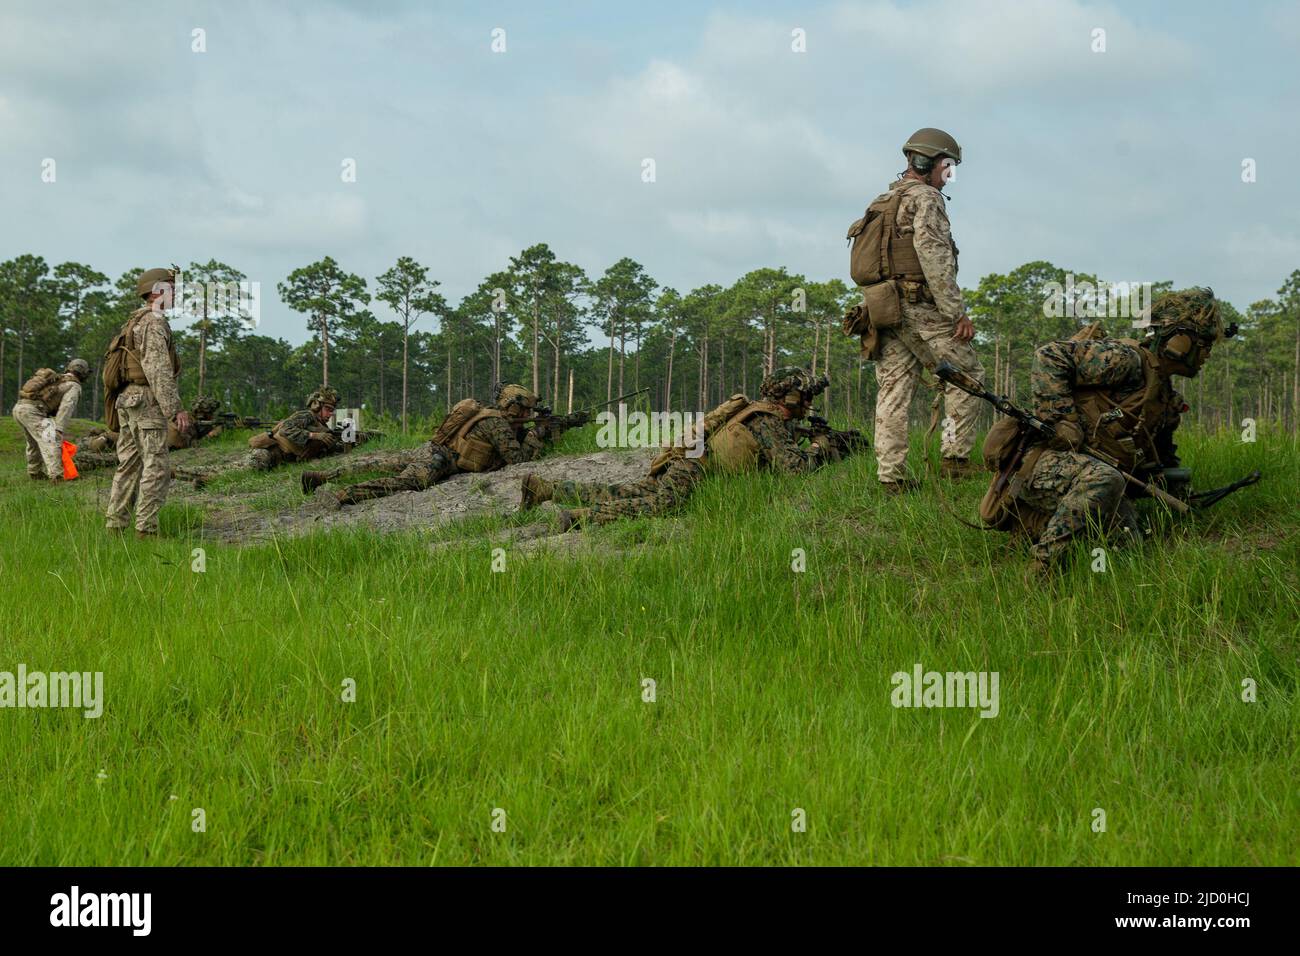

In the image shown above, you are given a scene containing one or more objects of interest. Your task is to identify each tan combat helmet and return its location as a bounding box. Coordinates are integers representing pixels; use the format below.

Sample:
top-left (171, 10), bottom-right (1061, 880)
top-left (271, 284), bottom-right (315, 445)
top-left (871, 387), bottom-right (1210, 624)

top-left (136, 267), bottom-right (177, 299)
top-left (903, 128), bottom-right (962, 164)
top-left (65, 358), bottom-right (90, 380)
top-left (306, 386), bottom-right (340, 411)
top-left (495, 383), bottom-right (539, 414)
top-left (761, 366), bottom-right (830, 406)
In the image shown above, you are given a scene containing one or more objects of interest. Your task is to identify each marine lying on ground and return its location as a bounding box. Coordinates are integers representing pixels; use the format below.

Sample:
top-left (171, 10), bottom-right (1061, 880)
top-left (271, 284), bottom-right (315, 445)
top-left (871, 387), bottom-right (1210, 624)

top-left (844, 126), bottom-right (985, 492)
top-left (102, 268), bottom-right (185, 538)
top-left (941, 287), bottom-right (1262, 578)
top-left (520, 366), bottom-right (868, 531)
top-left (299, 383), bottom-right (580, 506)
top-left (10, 359), bottom-right (90, 482)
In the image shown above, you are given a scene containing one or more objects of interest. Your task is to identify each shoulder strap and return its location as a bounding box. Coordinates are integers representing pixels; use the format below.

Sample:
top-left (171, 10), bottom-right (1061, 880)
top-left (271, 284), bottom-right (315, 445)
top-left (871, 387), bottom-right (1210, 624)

top-left (456, 408), bottom-right (501, 443)
top-left (729, 401), bottom-right (785, 427)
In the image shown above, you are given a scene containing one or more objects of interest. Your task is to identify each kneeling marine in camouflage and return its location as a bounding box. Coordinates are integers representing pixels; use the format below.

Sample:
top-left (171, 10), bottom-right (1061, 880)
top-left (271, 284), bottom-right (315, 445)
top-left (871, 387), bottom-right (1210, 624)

top-left (988, 288), bottom-right (1226, 575)
top-left (521, 366), bottom-right (861, 530)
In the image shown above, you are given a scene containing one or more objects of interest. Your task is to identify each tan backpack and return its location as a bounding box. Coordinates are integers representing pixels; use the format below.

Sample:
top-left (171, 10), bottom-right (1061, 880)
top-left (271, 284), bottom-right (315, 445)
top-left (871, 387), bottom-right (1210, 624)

top-left (846, 183), bottom-right (928, 288)
top-left (19, 368), bottom-right (64, 413)
top-left (433, 398), bottom-right (485, 446)
top-left (703, 398), bottom-right (786, 474)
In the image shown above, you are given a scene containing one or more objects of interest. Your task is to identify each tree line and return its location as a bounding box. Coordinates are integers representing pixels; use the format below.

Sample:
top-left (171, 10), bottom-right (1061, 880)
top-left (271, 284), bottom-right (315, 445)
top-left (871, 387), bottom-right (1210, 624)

top-left (1, 248), bottom-right (1297, 434)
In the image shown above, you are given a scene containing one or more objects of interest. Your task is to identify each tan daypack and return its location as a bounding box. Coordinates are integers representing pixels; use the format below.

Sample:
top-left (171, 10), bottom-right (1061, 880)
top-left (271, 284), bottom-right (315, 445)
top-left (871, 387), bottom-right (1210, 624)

top-left (704, 398), bottom-right (786, 474)
top-left (19, 368), bottom-right (64, 414)
top-left (434, 399), bottom-right (506, 472)
top-left (433, 398), bottom-right (484, 446)
top-left (846, 183), bottom-right (928, 288)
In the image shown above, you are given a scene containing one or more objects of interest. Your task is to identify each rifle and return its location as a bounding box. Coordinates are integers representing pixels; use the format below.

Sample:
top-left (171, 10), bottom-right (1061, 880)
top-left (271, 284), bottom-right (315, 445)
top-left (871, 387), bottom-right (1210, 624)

top-left (934, 361), bottom-right (1194, 514)
top-left (794, 412), bottom-right (870, 456)
top-left (1185, 469), bottom-right (1262, 509)
top-left (529, 387), bottom-right (652, 435)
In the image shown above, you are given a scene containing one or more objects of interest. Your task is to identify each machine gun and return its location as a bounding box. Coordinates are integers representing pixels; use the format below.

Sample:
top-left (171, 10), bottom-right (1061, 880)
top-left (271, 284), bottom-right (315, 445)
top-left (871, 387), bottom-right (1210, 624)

top-left (935, 362), bottom-right (1261, 513)
top-left (528, 387), bottom-right (651, 437)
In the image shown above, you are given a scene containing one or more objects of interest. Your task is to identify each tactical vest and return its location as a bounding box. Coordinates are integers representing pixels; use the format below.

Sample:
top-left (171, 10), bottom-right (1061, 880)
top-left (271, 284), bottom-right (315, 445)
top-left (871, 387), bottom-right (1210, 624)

top-left (18, 369), bottom-right (68, 415)
top-left (1073, 342), bottom-right (1172, 473)
top-left (705, 400), bottom-right (787, 473)
top-left (119, 307), bottom-right (181, 387)
top-left (450, 408), bottom-right (507, 472)
top-left (847, 181), bottom-right (957, 289)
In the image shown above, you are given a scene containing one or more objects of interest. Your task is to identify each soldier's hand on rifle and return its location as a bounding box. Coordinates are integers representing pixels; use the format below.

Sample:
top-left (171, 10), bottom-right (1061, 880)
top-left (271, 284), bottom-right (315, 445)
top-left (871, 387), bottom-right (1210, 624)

top-left (953, 314), bottom-right (975, 342)
top-left (1048, 419), bottom-right (1085, 452)
top-left (311, 430), bottom-right (339, 448)
top-left (175, 411), bottom-right (193, 433)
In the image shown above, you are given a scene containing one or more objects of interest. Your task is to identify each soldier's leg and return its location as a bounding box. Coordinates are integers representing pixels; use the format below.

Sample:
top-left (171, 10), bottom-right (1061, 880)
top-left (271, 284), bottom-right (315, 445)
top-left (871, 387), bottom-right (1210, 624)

top-left (336, 445), bottom-right (455, 505)
top-left (13, 410), bottom-right (46, 478)
top-left (105, 408), bottom-right (144, 530)
top-left (551, 474), bottom-right (662, 506)
top-left (917, 306), bottom-right (986, 462)
top-left (1018, 451), bottom-right (1126, 567)
top-left (248, 447), bottom-right (285, 471)
top-left (133, 416), bottom-right (172, 534)
top-left (583, 460), bottom-right (704, 525)
top-left (873, 329), bottom-right (924, 483)
top-left (13, 405), bottom-right (60, 478)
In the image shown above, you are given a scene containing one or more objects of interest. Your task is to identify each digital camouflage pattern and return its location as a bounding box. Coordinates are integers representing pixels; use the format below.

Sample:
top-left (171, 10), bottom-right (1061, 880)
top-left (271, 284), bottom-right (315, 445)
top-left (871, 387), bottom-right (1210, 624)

top-left (870, 179), bottom-right (983, 482)
top-left (249, 407), bottom-right (342, 470)
top-left (550, 456), bottom-right (706, 525)
top-left (11, 374), bottom-right (82, 479)
top-left (746, 411), bottom-right (828, 472)
top-left (1017, 449), bottom-right (1141, 564)
top-left (333, 443), bottom-right (457, 505)
top-left (106, 307), bottom-right (181, 533)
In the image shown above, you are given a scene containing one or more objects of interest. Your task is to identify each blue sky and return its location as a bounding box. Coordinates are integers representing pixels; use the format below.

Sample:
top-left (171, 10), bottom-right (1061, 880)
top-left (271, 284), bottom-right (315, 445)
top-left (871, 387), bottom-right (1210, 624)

top-left (2, 0), bottom-right (1297, 343)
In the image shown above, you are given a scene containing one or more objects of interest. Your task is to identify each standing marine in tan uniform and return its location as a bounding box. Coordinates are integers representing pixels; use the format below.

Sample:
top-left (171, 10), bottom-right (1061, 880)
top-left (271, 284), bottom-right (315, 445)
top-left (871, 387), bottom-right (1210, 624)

top-left (846, 128), bottom-right (985, 492)
top-left (11, 359), bottom-right (90, 482)
top-left (103, 268), bottom-right (188, 537)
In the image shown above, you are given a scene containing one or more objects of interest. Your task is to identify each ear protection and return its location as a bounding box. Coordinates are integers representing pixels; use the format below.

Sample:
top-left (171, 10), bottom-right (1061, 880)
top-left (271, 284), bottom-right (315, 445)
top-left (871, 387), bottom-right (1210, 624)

top-left (909, 152), bottom-right (935, 175)
top-left (1161, 332), bottom-right (1194, 362)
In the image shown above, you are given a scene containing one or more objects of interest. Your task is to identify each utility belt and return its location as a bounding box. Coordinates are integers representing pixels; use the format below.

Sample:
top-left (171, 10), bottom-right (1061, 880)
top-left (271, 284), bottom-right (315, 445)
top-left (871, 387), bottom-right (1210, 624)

top-left (896, 279), bottom-right (935, 306)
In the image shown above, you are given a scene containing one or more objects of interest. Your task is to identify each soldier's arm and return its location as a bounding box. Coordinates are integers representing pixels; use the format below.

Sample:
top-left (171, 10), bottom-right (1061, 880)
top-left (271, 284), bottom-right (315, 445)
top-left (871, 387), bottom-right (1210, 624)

top-left (1031, 340), bottom-right (1145, 425)
top-left (909, 188), bottom-right (966, 322)
top-left (478, 416), bottom-right (538, 465)
top-left (53, 382), bottom-right (81, 436)
top-left (748, 413), bottom-right (823, 473)
top-left (140, 316), bottom-right (182, 420)
top-left (277, 410), bottom-right (317, 446)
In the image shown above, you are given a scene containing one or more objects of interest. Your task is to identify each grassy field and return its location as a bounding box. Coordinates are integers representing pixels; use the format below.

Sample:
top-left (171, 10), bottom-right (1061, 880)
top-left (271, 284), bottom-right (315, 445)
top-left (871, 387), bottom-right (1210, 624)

top-left (0, 416), bottom-right (1295, 865)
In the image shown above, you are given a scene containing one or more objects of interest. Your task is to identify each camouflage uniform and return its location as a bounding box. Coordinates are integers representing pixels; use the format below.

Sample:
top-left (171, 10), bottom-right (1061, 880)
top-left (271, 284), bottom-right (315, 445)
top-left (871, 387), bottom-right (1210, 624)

top-left (550, 455), bottom-right (706, 525)
top-left (870, 180), bottom-right (984, 482)
top-left (12, 374), bottom-right (82, 479)
top-left (329, 443), bottom-right (458, 504)
top-left (106, 305), bottom-right (182, 533)
top-left (534, 368), bottom-right (837, 525)
top-left (249, 407), bottom-right (343, 470)
top-left (1017, 339), bottom-right (1179, 565)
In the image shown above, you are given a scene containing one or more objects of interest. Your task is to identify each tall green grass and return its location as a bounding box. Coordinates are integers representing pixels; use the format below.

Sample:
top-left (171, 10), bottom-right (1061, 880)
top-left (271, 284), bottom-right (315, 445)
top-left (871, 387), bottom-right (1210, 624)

top-left (0, 418), bottom-right (1295, 865)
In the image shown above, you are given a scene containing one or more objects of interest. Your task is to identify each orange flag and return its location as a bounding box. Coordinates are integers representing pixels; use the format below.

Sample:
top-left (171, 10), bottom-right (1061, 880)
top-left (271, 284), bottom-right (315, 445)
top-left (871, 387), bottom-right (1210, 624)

top-left (62, 441), bottom-right (79, 480)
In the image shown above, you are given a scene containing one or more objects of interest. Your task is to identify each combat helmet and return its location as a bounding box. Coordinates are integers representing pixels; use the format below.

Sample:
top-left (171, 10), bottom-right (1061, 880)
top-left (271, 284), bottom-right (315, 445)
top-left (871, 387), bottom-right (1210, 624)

top-left (307, 386), bottom-right (340, 411)
top-left (136, 267), bottom-right (177, 299)
top-left (495, 383), bottom-right (539, 414)
top-left (760, 366), bottom-right (830, 405)
top-left (902, 128), bottom-right (962, 165)
top-left (1144, 287), bottom-right (1227, 373)
top-left (191, 395), bottom-right (221, 419)
top-left (65, 358), bottom-right (90, 380)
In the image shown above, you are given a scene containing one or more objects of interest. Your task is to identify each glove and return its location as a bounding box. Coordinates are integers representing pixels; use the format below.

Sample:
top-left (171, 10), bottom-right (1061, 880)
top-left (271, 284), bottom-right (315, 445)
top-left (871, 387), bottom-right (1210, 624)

top-left (311, 430), bottom-right (339, 448)
top-left (1048, 419), bottom-right (1086, 452)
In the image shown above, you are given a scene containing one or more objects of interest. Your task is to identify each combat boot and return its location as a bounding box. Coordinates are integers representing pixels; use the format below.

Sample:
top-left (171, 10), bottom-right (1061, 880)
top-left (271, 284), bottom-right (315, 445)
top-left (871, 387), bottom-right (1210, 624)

top-left (301, 471), bottom-right (329, 495)
top-left (557, 508), bottom-right (590, 533)
top-left (940, 457), bottom-right (982, 480)
top-left (880, 478), bottom-right (923, 495)
top-left (135, 529), bottom-right (157, 540)
top-left (520, 473), bottom-right (554, 509)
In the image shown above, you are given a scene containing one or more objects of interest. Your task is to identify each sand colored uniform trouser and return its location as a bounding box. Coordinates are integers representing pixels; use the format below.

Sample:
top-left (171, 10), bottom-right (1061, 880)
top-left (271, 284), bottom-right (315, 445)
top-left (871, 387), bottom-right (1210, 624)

top-left (105, 385), bottom-right (171, 533)
top-left (11, 400), bottom-right (61, 478)
top-left (873, 301), bottom-right (985, 483)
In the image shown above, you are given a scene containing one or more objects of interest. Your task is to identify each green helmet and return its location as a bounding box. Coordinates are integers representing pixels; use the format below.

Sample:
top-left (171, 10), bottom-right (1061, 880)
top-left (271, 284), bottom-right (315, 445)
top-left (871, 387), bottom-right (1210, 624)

top-left (191, 395), bottom-right (221, 418)
top-left (136, 267), bottom-right (176, 299)
top-left (65, 358), bottom-right (90, 380)
top-left (902, 128), bottom-right (962, 164)
top-left (307, 387), bottom-right (340, 411)
top-left (1148, 287), bottom-right (1222, 339)
top-left (761, 366), bottom-right (829, 404)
